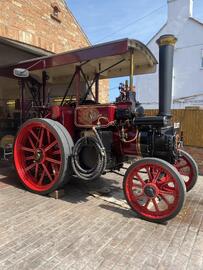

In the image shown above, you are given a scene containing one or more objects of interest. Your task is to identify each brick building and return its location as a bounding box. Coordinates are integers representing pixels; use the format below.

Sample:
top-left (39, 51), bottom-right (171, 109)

top-left (0, 0), bottom-right (109, 106)
top-left (0, 0), bottom-right (90, 53)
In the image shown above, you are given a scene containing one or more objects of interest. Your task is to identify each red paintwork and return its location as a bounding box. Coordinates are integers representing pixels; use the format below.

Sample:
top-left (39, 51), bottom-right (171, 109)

top-left (121, 130), bottom-right (141, 156)
top-left (14, 120), bottom-right (62, 192)
top-left (0, 39), bottom-right (129, 78)
top-left (75, 104), bottom-right (116, 128)
top-left (48, 101), bottom-right (139, 158)
top-left (174, 153), bottom-right (194, 192)
top-left (123, 161), bottom-right (181, 221)
top-left (50, 105), bottom-right (75, 138)
top-left (49, 102), bottom-right (140, 157)
top-left (61, 106), bottom-right (75, 138)
top-left (116, 101), bottom-right (132, 109)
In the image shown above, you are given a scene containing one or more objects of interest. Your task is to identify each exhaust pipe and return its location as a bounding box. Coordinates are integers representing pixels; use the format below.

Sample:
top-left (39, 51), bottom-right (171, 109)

top-left (156, 35), bottom-right (177, 117)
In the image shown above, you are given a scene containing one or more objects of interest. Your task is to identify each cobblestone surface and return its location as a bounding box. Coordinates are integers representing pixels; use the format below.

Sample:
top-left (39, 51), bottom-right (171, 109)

top-left (0, 165), bottom-right (203, 270)
top-left (184, 146), bottom-right (203, 175)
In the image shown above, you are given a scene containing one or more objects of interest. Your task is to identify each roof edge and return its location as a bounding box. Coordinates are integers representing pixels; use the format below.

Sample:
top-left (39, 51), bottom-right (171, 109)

top-left (63, 2), bottom-right (91, 46)
top-left (147, 23), bottom-right (167, 45)
top-left (189, 17), bottom-right (203, 26)
top-left (0, 37), bottom-right (54, 56)
top-left (147, 16), bottom-right (203, 46)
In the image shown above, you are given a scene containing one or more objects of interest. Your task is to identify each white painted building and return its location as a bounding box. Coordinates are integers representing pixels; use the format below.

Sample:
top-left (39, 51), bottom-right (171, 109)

top-left (136, 0), bottom-right (203, 109)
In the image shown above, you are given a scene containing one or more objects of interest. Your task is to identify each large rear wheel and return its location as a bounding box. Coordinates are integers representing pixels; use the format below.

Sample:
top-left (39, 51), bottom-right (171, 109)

top-left (174, 149), bottom-right (198, 192)
top-left (123, 158), bottom-right (186, 223)
top-left (14, 118), bottom-right (73, 195)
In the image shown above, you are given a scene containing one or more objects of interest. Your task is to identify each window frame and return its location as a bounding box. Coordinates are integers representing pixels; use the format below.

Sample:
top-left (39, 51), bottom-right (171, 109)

top-left (50, 2), bottom-right (61, 23)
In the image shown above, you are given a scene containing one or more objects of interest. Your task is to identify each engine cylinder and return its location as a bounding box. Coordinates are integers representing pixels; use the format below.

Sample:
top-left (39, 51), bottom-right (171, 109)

top-left (121, 128), bottom-right (177, 164)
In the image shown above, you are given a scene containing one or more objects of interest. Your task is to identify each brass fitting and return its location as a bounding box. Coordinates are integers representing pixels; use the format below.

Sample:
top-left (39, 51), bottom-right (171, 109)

top-left (156, 34), bottom-right (177, 47)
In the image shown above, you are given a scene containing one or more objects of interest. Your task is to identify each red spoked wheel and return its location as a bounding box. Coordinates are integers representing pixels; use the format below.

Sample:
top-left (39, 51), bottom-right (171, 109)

top-left (174, 150), bottom-right (198, 192)
top-left (123, 158), bottom-right (186, 223)
top-left (14, 118), bottom-right (73, 194)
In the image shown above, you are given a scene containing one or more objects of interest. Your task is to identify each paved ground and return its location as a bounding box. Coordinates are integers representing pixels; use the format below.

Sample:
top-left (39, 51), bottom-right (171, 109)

top-left (0, 165), bottom-right (203, 270)
top-left (184, 147), bottom-right (203, 175)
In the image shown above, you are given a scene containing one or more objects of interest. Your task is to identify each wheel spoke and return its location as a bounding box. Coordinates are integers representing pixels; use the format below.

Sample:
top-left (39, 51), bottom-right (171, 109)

top-left (47, 129), bottom-right (51, 144)
top-left (132, 183), bottom-right (143, 189)
top-left (135, 172), bottom-right (146, 187)
top-left (152, 170), bottom-right (161, 184)
top-left (46, 157), bottom-right (61, 165)
top-left (25, 163), bottom-right (36, 172)
top-left (133, 193), bottom-right (144, 199)
top-left (159, 194), bottom-right (170, 206)
top-left (152, 198), bottom-right (160, 213)
top-left (28, 136), bottom-right (36, 150)
top-left (21, 146), bottom-right (35, 153)
top-left (158, 176), bottom-right (173, 187)
top-left (159, 189), bottom-right (175, 196)
top-left (30, 129), bottom-right (39, 142)
top-left (39, 128), bottom-right (45, 148)
top-left (176, 164), bottom-right (189, 170)
top-left (35, 163), bottom-right (39, 178)
top-left (25, 155), bottom-right (34, 161)
top-left (146, 166), bottom-right (153, 181)
top-left (144, 198), bottom-right (151, 208)
top-left (38, 170), bottom-right (45, 185)
top-left (42, 164), bottom-right (53, 182)
top-left (52, 149), bottom-right (60, 155)
top-left (45, 140), bottom-right (58, 152)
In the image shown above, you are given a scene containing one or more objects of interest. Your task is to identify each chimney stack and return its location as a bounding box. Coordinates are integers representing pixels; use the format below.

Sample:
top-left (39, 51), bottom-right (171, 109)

top-left (167, 0), bottom-right (193, 21)
top-left (156, 35), bottom-right (177, 117)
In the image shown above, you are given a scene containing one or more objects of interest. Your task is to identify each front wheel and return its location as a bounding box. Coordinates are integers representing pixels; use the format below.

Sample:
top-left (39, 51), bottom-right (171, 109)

top-left (174, 150), bottom-right (198, 192)
top-left (123, 158), bottom-right (186, 223)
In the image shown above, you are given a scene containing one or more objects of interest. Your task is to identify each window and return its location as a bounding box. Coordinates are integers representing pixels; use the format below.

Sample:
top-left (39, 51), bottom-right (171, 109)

top-left (53, 6), bottom-right (59, 17)
top-left (51, 2), bottom-right (61, 22)
top-left (201, 49), bottom-right (203, 69)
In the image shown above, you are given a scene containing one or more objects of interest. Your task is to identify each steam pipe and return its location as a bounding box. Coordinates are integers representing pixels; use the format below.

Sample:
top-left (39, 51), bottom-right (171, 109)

top-left (156, 35), bottom-right (177, 117)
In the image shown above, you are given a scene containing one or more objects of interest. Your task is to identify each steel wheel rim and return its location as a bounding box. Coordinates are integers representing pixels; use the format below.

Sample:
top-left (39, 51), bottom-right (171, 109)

top-left (175, 155), bottom-right (193, 190)
top-left (124, 162), bottom-right (181, 220)
top-left (14, 122), bottom-right (63, 192)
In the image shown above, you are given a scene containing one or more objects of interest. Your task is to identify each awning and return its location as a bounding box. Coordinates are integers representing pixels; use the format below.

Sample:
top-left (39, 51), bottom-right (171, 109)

top-left (0, 38), bottom-right (157, 84)
top-left (0, 37), bottom-right (53, 58)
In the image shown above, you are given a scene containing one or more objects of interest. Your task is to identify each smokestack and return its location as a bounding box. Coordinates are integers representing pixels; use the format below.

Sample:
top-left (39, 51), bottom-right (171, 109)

top-left (156, 35), bottom-right (177, 117)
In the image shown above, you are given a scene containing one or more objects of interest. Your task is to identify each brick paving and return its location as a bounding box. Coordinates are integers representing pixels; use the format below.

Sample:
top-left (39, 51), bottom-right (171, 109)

top-left (0, 165), bottom-right (203, 270)
top-left (184, 146), bottom-right (203, 175)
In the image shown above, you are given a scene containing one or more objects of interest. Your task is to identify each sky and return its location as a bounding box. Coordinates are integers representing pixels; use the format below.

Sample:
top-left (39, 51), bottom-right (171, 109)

top-left (67, 0), bottom-right (203, 101)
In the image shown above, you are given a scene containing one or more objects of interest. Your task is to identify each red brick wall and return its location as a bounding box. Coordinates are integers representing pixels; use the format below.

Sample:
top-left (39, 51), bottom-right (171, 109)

top-left (0, 0), bottom-right (109, 102)
top-left (0, 0), bottom-right (89, 53)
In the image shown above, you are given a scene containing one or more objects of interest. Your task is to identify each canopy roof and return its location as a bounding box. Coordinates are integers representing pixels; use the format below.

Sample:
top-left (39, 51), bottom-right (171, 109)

top-left (0, 38), bottom-right (157, 84)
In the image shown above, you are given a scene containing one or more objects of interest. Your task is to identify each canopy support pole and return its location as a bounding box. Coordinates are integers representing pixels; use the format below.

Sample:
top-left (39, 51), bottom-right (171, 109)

top-left (75, 66), bottom-right (81, 105)
top-left (19, 79), bottom-right (25, 124)
top-left (60, 69), bottom-right (77, 106)
top-left (42, 71), bottom-right (48, 107)
top-left (130, 49), bottom-right (134, 91)
top-left (95, 73), bottom-right (99, 103)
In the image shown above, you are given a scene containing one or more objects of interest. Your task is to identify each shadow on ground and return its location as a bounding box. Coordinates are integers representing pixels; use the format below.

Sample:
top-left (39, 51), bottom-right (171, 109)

top-left (0, 162), bottom-right (25, 190)
top-left (0, 162), bottom-right (128, 212)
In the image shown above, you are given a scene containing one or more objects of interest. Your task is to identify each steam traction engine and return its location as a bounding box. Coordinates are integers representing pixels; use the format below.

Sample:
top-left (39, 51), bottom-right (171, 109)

top-left (6, 35), bottom-right (198, 222)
